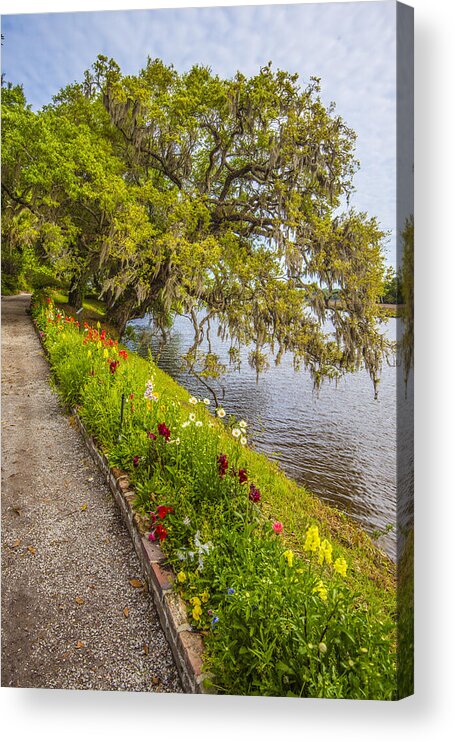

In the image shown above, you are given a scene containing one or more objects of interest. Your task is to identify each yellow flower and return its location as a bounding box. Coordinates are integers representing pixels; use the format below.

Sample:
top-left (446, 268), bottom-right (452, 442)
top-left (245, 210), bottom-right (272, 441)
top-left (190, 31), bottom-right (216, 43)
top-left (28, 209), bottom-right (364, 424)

top-left (177, 571), bottom-right (186, 583)
top-left (200, 590), bottom-right (210, 603)
top-left (190, 596), bottom-right (201, 606)
top-left (312, 579), bottom-right (328, 601)
top-left (192, 604), bottom-right (202, 621)
top-left (318, 539), bottom-right (333, 565)
top-left (87, 350), bottom-right (92, 358)
top-left (304, 524), bottom-right (321, 553)
top-left (103, 348), bottom-right (109, 358)
top-left (283, 549), bottom-right (294, 568)
top-left (334, 557), bottom-right (348, 577)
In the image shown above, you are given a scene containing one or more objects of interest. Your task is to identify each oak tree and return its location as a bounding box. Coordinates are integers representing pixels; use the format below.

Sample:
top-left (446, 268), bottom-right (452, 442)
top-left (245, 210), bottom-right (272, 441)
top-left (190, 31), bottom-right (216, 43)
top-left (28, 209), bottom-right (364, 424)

top-left (2, 57), bottom-right (390, 391)
top-left (93, 57), bottom-right (388, 389)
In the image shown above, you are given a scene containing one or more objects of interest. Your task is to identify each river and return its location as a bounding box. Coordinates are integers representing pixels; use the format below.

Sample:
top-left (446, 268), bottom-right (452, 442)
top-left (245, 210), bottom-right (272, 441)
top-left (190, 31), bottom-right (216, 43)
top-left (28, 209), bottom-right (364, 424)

top-left (127, 314), bottom-right (413, 561)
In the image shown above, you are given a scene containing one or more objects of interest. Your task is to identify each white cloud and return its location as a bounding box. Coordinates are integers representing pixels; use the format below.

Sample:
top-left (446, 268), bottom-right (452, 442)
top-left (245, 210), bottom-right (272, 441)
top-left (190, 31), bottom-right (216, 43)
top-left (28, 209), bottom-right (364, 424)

top-left (1, 1), bottom-right (400, 258)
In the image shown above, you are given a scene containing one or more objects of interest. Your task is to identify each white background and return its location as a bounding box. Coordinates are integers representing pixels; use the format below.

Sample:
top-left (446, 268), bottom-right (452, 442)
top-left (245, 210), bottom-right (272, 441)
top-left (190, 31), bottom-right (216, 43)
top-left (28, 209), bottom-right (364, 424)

top-left (1, 1), bottom-right (454, 741)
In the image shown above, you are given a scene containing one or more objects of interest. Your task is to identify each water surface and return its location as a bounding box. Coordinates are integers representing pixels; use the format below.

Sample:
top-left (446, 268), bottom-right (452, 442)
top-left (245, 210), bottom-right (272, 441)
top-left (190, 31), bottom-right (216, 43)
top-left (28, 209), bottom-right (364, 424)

top-left (128, 315), bottom-right (413, 560)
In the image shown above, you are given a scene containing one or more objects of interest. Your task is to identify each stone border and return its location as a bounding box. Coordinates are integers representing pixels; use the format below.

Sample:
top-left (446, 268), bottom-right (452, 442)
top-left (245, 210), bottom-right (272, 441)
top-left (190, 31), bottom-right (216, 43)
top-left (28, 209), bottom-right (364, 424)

top-left (32, 315), bottom-right (211, 695)
top-left (71, 413), bottom-right (212, 694)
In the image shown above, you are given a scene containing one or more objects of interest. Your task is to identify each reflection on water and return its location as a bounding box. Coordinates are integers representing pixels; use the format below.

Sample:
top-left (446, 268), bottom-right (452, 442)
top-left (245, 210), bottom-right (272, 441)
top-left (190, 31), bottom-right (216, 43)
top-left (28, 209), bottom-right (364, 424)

top-left (127, 315), bottom-right (413, 561)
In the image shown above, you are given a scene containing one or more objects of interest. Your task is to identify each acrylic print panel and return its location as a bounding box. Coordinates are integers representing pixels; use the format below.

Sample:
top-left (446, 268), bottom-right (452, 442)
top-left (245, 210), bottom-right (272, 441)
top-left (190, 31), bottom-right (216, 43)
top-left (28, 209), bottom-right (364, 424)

top-left (1, 1), bottom-right (413, 700)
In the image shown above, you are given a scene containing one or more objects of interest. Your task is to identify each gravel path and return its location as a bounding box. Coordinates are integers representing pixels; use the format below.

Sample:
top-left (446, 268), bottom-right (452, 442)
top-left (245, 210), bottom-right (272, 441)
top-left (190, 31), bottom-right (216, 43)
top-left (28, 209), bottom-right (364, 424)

top-left (1, 294), bottom-right (183, 692)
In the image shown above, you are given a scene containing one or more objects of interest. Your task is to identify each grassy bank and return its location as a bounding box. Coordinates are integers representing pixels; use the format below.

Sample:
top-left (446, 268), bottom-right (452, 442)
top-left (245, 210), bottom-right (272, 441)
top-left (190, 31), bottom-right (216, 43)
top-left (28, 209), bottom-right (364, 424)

top-left (32, 289), bottom-right (398, 699)
top-left (380, 303), bottom-right (404, 318)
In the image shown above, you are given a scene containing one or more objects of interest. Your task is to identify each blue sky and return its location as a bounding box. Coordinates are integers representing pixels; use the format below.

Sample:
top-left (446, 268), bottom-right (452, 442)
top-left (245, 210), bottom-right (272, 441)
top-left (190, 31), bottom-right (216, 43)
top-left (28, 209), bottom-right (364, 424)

top-left (1, 1), bottom-right (399, 263)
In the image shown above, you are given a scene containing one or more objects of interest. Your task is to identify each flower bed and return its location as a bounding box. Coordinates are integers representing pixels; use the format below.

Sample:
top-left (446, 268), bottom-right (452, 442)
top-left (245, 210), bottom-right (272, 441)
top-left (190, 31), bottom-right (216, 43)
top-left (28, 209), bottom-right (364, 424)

top-left (31, 291), bottom-right (397, 699)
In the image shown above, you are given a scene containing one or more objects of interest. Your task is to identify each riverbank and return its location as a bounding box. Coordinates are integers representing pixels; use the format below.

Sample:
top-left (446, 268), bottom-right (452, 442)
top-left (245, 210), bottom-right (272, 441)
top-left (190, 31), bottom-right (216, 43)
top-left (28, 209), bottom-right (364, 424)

top-left (51, 290), bottom-right (401, 559)
top-left (29, 288), bottom-right (399, 699)
top-left (47, 290), bottom-right (396, 595)
top-left (328, 298), bottom-right (403, 318)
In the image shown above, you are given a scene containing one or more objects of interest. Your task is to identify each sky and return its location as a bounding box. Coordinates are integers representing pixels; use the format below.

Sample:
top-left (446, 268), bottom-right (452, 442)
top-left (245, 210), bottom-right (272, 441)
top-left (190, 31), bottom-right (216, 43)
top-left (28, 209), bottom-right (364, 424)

top-left (1, 1), bottom-right (401, 263)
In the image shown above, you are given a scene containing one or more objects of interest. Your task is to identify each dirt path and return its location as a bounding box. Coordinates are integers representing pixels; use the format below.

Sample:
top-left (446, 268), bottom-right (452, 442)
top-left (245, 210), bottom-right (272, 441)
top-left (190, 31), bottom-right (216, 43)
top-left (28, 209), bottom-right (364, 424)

top-left (1, 294), bottom-right (182, 692)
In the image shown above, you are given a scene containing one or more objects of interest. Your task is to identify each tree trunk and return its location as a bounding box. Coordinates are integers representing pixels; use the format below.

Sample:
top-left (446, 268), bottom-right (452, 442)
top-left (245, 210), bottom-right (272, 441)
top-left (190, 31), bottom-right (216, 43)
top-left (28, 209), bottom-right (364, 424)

top-left (68, 275), bottom-right (85, 311)
top-left (108, 298), bottom-right (138, 338)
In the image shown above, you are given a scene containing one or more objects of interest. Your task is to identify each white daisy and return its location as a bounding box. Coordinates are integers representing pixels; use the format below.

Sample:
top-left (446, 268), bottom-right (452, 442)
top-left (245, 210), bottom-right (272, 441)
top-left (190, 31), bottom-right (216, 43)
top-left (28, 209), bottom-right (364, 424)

top-left (189, 413), bottom-right (196, 422)
top-left (232, 428), bottom-right (241, 438)
top-left (189, 396), bottom-right (197, 405)
top-left (216, 408), bottom-right (226, 418)
top-left (240, 436), bottom-right (247, 446)
top-left (203, 398), bottom-right (210, 405)
top-left (239, 420), bottom-right (247, 429)
top-left (195, 420), bottom-right (203, 427)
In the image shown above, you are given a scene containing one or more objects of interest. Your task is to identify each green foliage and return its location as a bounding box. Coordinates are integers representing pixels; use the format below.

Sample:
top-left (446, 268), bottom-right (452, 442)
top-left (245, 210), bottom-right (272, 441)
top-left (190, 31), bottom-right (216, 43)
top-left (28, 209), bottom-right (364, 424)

top-left (1, 78), bottom-right (150, 301)
top-left (32, 292), bottom-right (398, 700)
top-left (397, 527), bottom-right (414, 697)
top-left (96, 58), bottom-right (390, 387)
top-left (200, 531), bottom-right (395, 698)
top-left (382, 266), bottom-right (404, 304)
top-left (400, 217), bottom-right (414, 384)
top-left (3, 59), bottom-right (391, 391)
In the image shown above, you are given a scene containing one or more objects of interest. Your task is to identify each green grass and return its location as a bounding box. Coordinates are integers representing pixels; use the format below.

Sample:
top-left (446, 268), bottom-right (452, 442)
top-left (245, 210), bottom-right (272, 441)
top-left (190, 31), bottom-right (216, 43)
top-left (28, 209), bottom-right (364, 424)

top-left (32, 289), bottom-right (400, 698)
top-left (50, 288), bottom-right (395, 595)
top-left (51, 291), bottom-right (106, 317)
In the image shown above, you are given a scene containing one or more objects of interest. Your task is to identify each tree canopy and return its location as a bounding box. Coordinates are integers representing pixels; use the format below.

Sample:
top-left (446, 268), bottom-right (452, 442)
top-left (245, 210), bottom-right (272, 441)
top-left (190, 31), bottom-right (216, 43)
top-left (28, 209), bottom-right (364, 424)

top-left (2, 55), bottom-right (390, 391)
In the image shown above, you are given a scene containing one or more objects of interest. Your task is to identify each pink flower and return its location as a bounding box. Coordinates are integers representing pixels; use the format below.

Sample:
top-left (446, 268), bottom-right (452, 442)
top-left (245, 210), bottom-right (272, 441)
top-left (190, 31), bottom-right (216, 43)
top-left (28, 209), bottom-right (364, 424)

top-left (147, 431), bottom-right (157, 440)
top-left (272, 521), bottom-right (283, 534)
top-left (148, 531), bottom-right (156, 542)
top-left (133, 455), bottom-right (140, 467)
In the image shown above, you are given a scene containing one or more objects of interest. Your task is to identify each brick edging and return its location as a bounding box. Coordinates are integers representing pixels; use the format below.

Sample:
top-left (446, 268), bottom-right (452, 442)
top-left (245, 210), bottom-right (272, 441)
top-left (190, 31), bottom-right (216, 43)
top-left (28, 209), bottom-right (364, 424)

top-left (31, 314), bottom-right (211, 695)
top-left (71, 412), bottom-right (212, 695)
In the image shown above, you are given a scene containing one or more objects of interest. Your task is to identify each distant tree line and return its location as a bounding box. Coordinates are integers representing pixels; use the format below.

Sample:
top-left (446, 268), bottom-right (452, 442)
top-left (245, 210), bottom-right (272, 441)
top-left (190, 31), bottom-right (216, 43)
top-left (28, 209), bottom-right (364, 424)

top-left (381, 266), bottom-right (404, 305)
